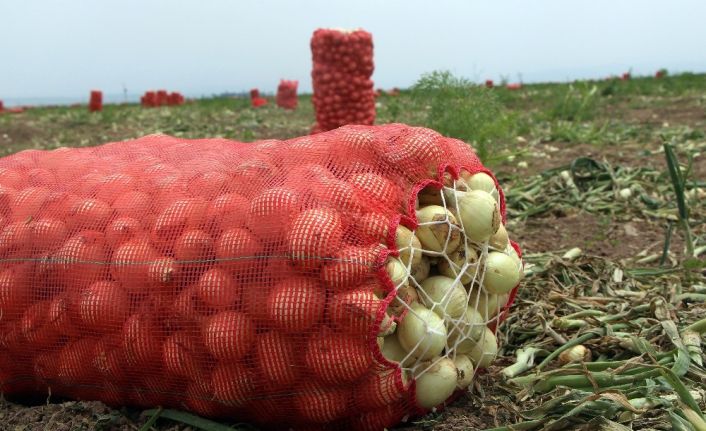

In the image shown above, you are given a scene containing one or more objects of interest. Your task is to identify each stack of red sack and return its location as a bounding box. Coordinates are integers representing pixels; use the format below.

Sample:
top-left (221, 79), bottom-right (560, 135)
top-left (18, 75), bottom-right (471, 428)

top-left (250, 88), bottom-right (267, 108)
top-left (89, 90), bottom-right (103, 112)
top-left (275, 80), bottom-right (298, 110)
top-left (140, 90), bottom-right (185, 107)
top-left (310, 28), bottom-right (375, 132)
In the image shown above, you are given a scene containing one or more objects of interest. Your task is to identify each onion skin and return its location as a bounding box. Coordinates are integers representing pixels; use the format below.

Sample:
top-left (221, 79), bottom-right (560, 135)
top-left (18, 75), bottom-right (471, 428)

top-left (397, 303), bottom-right (447, 360)
top-left (468, 327), bottom-right (498, 369)
top-left (418, 276), bottom-right (468, 320)
top-left (413, 357), bottom-right (458, 409)
top-left (457, 190), bottom-right (500, 243)
top-left (454, 354), bottom-right (475, 389)
top-left (437, 247), bottom-right (478, 285)
top-left (415, 205), bottom-right (462, 254)
top-left (447, 306), bottom-right (486, 353)
top-left (489, 224), bottom-right (509, 250)
top-left (483, 251), bottom-right (521, 294)
top-left (395, 225), bottom-right (422, 269)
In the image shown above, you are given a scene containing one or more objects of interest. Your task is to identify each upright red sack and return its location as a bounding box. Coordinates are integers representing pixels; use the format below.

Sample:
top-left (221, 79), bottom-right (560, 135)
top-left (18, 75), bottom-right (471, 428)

top-left (276, 80), bottom-right (298, 110)
top-left (0, 124), bottom-right (522, 430)
top-left (0, 100), bottom-right (4, 112)
top-left (311, 28), bottom-right (375, 132)
top-left (89, 90), bottom-right (103, 112)
top-left (156, 90), bottom-right (169, 106)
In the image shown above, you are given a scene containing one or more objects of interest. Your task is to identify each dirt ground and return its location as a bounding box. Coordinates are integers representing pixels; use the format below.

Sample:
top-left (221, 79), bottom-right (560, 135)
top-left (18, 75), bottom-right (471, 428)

top-left (0, 77), bottom-right (704, 431)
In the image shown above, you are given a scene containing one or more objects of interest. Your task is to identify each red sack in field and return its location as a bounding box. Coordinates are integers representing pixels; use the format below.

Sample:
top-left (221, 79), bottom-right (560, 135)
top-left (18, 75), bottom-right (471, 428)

top-left (156, 90), bottom-right (169, 106)
top-left (0, 124), bottom-right (522, 430)
top-left (252, 97), bottom-right (267, 108)
top-left (275, 80), bottom-right (298, 110)
top-left (0, 100), bottom-right (4, 112)
top-left (167, 92), bottom-right (185, 106)
top-left (142, 91), bottom-right (157, 107)
top-left (485, 80), bottom-right (494, 88)
top-left (250, 88), bottom-right (260, 100)
top-left (89, 90), bottom-right (103, 112)
top-left (311, 28), bottom-right (375, 132)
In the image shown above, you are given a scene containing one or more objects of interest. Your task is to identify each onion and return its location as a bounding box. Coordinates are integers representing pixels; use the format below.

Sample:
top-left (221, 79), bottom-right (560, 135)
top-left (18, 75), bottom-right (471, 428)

top-left (397, 303), bottom-right (447, 360)
top-left (247, 187), bottom-right (300, 243)
top-left (381, 334), bottom-right (414, 367)
top-left (321, 245), bottom-right (383, 290)
top-left (105, 217), bottom-right (141, 248)
top-left (558, 344), bottom-right (592, 364)
top-left (294, 382), bottom-right (349, 424)
top-left (446, 306), bottom-right (486, 353)
top-left (173, 229), bottom-right (214, 262)
top-left (387, 283), bottom-right (419, 317)
top-left (469, 288), bottom-right (509, 320)
top-left (266, 277), bottom-right (325, 332)
top-left (79, 280), bottom-right (129, 331)
top-left (195, 268), bottom-right (241, 309)
top-left (215, 227), bottom-right (263, 274)
top-left (413, 357), bottom-right (458, 409)
top-left (377, 337), bottom-right (385, 350)
top-left (0, 265), bottom-right (30, 319)
top-left (456, 190), bottom-right (500, 243)
top-left (415, 205), bottom-right (462, 254)
top-left (328, 289), bottom-right (395, 336)
top-left (68, 198), bottom-right (114, 231)
top-left (489, 224), bottom-right (509, 250)
top-left (211, 363), bottom-right (256, 407)
top-left (122, 314), bottom-right (163, 367)
top-left (355, 212), bottom-right (390, 243)
top-left (385, 257), bottom-right (409, 287)
top-left (468, 327), bottom-right (498, 369)
top-left (29, 218), bottom-right (68, 252)
top-left (287, 208), bottom-right (343, 270)
top-left (356, 369), bottom-right (409, 409)
top-left (506, 244), bottom-right (524, 280)
top-left (163, 331), bottom-right (206, 378)
top-left (454, 354), bottom-right (475, 389)
top-left (305, 328), bottom-right (373, 384)
top-left (395, 225), bottom-right (422, 269)
top-left (483, 251), bottom-right (521, 294)
top-left (349, 173), bottom-right (401, 204)
top-left (466, 172), bottom-right (498, 201)
top-left (411, 256), bottom-right (431, 282)
top-left (437, 247), bottom-right (478, 285)
top-left (418, 276), bottom-right (468, 320)
top-left (111, 240), bottom-right (159, 293)
top-left (202, 311), bottom-right (255, 361)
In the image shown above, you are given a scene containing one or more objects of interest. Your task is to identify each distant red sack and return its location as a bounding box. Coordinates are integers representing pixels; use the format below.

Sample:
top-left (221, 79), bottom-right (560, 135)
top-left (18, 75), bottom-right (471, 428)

top-left (250, 88), bottom-right (260, 99)
top-left (311, 28), bottom-right (375, 132)
top-left (275, 80), bottom-right (298, 110)
top-left (89, 90), bottom-right (103, 112)
top-left (252, 97), bottom-right (267, 108)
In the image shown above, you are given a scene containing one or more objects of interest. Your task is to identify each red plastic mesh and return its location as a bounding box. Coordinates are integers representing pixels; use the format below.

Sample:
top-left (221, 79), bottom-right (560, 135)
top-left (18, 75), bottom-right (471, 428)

top-left (0, 124), bottom-right (519, 430)
top-left (0, 100), bottom-right (4, 112)
top-left (89, 90), bottom-right (103, 112)
top-left (311, 29), bottom-right (375, 132)
top-left (276, 80), bottom-right (298, 110)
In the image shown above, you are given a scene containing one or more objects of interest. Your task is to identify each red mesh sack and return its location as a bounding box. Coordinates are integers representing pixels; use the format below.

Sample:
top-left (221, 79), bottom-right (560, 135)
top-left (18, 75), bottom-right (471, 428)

top-left (167, 92), bottom-right (185, 106)
top-left (0, 100), bottom-right (4, 112)
top-left (252, 97), bottom-right (268, 108)
top-left (250, 88), bottom-right (260, 99)
top-left (156, 90), bottom-right (169, 106)
top-left (142, 91), bottom-right (157, 108)
top-left (311, 28), bottom-right (375, 132)
top-left (276, 80), bottom-right (298, 110)
top-left (88, 90), bottom-right (103, 112)
top-left (0, 124), bottom-right (522, 430)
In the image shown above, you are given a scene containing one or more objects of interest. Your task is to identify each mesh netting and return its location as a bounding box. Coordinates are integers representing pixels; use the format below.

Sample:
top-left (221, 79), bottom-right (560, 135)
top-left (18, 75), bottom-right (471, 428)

top-left (0, 124), bottom-right (521, 430)
top-left (311, 28), bottom-right (375, 132)
top-left (276, 80), bottom-right (299, 110)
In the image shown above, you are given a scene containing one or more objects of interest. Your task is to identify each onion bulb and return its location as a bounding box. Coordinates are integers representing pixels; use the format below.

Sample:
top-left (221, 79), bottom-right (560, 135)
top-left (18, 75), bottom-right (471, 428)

top-left (387, 284), bottom-right (419, 317)
top-left (468, 327), bottom-right (498, 369)
top-left (417, 186), bottom-right (443, 206)
top-left (418, 276), bottom-right (468, 320)
top-left (453, 354), bottom-right (475, 389)
top-left (558, 345), bottom-right (592, 364)
top-left (395, 225), bottom-right (422, 269)
top-left (437, 247), bottom-right (478, 285)
top-left (386, 258), bottom-right (409, 288)
top-left (415, 205), bottom-right (462, 254)
top-left (446, 306), bottom-right (486, 353)
top-left (410, 256), bottom-right (431, 282)
top-left (489, 224), bottom-right (509, 250)
top-left (413, 357), bottom-right (457, 409)
top-left (456, 190), bottom-right (500, 243)
top-left (468, 288), bottom-right (509, 320)
top-left (466, 172), bottom-right (495, 193)
top-left (397, 303), bottom-right (447, 360)
top-left (483, 251), bottom-right (521, 294)
top-left (506, 245), bottom-right (524, 281)
top-left (381, 334), bottom-right (414, 367)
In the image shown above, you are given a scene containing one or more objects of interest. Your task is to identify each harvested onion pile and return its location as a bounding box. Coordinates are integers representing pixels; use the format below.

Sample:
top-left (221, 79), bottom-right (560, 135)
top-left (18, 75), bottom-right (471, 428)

top-left (0, 124), bottom-right (521, 431)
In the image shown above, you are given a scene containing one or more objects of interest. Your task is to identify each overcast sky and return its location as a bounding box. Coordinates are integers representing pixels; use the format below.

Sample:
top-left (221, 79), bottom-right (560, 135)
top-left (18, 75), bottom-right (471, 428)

top-left (1, 0), bottom-right (705, 104)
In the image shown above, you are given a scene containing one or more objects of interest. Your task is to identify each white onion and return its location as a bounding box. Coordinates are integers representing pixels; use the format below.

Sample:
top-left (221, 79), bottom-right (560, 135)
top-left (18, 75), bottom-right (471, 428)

top-left (386, 258), bottom-right (409, 288)
top-left (466, 172), bottom-right (499, 202)
top-left (395, 225), bottom-right (422, 269)
top-left (468, 288), bottom-right (509, 320)
top-left (489, 224), bottom-right (509, 250)
top-left (446, 306), bottom-right (486, 353)
top-left (437, 246), bottom-right (478, 285)
top-left (453, 354), bottom-right (475, 389)
top-left (468, 327), bottom-right (498, 369)
top-left (483, 251), bottom-right (521, 295)
top-left (456, 190), bottom-right (500, 243)
top-left (415, 205), bottom-right (462, 254)
top-left (397, 303), bottom-right (447, 360)
top-left (413, 357), bottom-right (458, 409)
top-left (558, 344), bottom-right (592, 364)
top-left (411, 256), bottom-right (431, 282)
top-left (418, 276), bottom-right (468, 320)
top-left (381, 334), bottom-right (414, 367)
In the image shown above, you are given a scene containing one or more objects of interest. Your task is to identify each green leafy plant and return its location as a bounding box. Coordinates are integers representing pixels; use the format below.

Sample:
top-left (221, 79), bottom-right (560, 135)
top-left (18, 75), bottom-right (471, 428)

top-left (550, 82), bottom-right (598, 121)
top-left (411, 70), bottom-right (515, 163)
